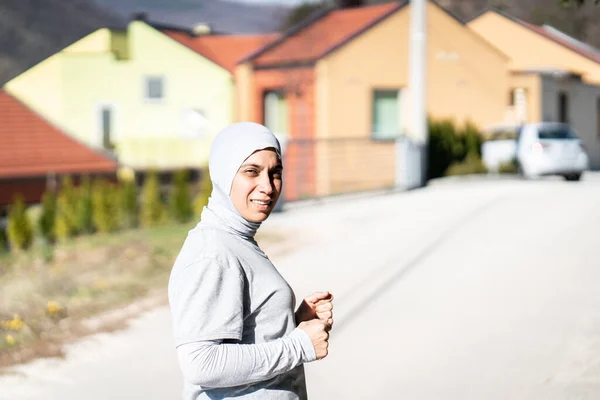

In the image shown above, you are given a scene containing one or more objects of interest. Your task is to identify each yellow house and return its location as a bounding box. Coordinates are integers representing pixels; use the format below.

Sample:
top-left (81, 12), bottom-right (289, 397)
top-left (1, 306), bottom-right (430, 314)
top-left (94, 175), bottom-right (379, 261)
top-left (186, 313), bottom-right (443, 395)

top-left (236, 1), bottom-right (510, 200)
top-left (469, 10), bottom-right (600, 169)
top-left (5, 18), bottom-right (272, 171)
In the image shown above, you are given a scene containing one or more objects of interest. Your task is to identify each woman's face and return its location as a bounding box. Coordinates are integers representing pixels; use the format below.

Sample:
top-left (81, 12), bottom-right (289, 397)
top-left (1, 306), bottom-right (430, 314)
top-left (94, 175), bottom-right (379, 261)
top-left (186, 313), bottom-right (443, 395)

top-left (230, 148), bottom-right (283, 223)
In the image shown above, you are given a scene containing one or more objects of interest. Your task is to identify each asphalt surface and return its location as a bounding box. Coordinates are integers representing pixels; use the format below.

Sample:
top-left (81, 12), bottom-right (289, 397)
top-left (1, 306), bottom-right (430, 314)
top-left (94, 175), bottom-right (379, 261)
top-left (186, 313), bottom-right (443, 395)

top-left (1, 173), bottom-right (599, 400)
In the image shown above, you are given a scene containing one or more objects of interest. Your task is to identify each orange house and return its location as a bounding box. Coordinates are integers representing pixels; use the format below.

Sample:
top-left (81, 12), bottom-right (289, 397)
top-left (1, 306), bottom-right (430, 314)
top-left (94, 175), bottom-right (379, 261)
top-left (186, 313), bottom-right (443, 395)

top-left (236, 1), bottom-right (510, 200)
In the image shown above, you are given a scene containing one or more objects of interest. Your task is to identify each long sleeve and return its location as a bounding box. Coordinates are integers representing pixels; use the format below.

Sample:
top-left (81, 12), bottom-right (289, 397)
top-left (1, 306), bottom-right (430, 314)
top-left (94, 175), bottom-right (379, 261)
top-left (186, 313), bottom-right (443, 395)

top-left (176, 327), bottom-right (316, 388)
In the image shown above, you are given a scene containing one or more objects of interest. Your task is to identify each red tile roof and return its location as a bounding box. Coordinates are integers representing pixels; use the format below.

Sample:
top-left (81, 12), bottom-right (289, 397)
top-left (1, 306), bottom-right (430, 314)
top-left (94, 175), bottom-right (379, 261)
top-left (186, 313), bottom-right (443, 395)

top-left (0, 91), bottom-right (118, 179)
top-left (165, 31), bottom-right (279, 73)
top-left (248, 2), bottom-right (404, 67)
top-left (521, 22), bottom-right (600, 66)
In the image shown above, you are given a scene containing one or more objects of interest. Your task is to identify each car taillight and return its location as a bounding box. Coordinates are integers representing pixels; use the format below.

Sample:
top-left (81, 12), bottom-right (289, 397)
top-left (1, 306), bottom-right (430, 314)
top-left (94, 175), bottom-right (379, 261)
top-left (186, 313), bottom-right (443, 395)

top-left (531, 142), bottom-right (550, 153)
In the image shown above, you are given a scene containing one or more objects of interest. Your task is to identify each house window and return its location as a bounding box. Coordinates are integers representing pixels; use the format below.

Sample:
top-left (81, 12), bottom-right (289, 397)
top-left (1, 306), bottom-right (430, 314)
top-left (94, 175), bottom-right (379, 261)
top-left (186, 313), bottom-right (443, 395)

top-left (372, 89), bottom-right (400, 140)
top-left (264, 91), bottom-right (288, 136)
top-left (145, 76), bottom-right (164, 101)
top-left (512, 88), bottom-right (527, 122)
top-left (100, 106), bottom-right (114, 149)
top-left (558, 91), bottom-right (569, 123)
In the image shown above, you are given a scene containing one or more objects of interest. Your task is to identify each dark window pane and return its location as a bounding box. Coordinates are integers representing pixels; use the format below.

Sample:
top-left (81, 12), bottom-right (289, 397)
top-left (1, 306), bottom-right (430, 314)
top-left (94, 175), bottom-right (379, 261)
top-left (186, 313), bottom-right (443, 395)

top-left (538, 125), bottom-right (577, 140)
top-left (147, 77), bottom-right (164, 99)
top-left (558, 92), bottom-right (569, 123)
top-left (101, 107), bottom-right (112, 149)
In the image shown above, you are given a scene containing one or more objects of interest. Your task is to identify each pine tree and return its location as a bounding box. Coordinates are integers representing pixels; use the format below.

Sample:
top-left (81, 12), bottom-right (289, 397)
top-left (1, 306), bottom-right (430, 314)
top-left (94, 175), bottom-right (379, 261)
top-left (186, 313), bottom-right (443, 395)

top-left (140, 171), bottom-right (166, 227)
top-left (55, 176), bottom-right (79, 238)
top-left (170, 170), bottom-right (193, 223)
top-left (0, 224), bottom-right (7, 254)
top-left (120, 178), bottom-right (139, 229)
top-left (194, 168), bottom-right (213, 218)
top-left (39, 190), bottom-right (57, 244)
top-left (92, 179), bottom-right (120, 233)
top-left (6, 194), bottom-right (33, 252)
top-left (76, 176), bottom-right (94, 234)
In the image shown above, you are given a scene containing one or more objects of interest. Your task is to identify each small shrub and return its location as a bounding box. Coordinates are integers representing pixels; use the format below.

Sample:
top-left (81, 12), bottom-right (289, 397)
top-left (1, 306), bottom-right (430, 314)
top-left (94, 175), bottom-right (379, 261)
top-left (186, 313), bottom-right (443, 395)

top-left (76, 176), bottom-right (94, 234)
top-left (0, 225), bottom-right (7, 254)
top-left (55, 176), bottom-right (79, 238)
top-left (445, 154), bottom-right (488, 176)
top-left (39, 190), bottom-right (57, 244)
top-left (194, 168), bottom-right (212, 218)
top-left (92, 179), bottom-right (120, 233)
top-left (6, 194), bottom-right (34, 252)
top-left (120, 178), bottom-right (139, 229)
top-left (461, 120), bottom-right (483, 158)
top-left (140, 171), bottom-right (166, 227)
top-left (428, 118), bottom-right (462, 180)
top-left (498, 158), bottom-right (518, 174)
top-left (170, 170), bottom-right (193, 223)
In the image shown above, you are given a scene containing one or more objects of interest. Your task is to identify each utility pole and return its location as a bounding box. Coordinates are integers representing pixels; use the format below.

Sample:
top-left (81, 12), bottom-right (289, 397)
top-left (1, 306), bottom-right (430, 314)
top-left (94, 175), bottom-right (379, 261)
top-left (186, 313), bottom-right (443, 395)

top-left (407, 0), bottom-right (427, 187)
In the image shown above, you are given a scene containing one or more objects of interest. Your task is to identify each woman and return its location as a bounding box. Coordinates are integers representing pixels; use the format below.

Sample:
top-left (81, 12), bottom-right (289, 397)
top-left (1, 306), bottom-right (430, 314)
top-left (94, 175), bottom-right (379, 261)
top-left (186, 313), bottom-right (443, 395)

top-left (168, 122), bottom-right (334, 399)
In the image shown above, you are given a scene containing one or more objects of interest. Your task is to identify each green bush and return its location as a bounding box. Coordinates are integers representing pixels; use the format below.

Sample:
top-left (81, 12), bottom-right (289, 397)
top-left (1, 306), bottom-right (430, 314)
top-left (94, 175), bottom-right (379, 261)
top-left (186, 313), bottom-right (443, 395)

top-left (140, 171), bottom-right (166, 227)
top-left (39, 190), bottom-right (57, 244)
top-left (427, 118), bottom-right (462, 180)
top-left (462, 120), bottom-right (483, 158)
top-left (7, 194), bottom-right (34, 252)
top-left (0, 227), bottom-right (7, 254)
top-left (76, 176), bottom-right (94, 234)
top-left (498, 158), bottom-right (518, 174)
top-left (194, 168), bottom-right (212, 218)
top-left (446, 154), bottom-right (488, 176)
top-left (92, 179), bottom-right (120, 233)
top-left (119, 178), bottom-right (139, 229)
top-left (428, 118), bottom-right (486, 179)
top-left (55, 176), bottom-right (79, 238)
top-left (170, 170), bottom-right (193, 223)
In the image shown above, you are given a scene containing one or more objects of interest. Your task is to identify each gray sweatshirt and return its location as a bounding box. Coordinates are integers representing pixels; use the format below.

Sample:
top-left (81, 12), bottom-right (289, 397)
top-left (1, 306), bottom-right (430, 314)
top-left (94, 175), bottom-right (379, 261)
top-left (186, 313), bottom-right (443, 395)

top-left (168, 122), bottom-right (316, 399)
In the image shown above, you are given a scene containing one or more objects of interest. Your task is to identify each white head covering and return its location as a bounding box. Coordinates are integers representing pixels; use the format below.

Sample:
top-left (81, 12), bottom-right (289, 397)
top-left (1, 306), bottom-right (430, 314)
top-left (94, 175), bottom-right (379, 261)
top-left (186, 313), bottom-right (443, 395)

top-left (200, 122), bottom-right (282, 240)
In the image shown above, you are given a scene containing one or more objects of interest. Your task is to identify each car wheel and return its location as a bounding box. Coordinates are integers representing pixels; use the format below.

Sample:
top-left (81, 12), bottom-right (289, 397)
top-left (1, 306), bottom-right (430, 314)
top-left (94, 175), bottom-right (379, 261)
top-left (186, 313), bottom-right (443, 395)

top-left (564, 173), bottom-right (582, 181)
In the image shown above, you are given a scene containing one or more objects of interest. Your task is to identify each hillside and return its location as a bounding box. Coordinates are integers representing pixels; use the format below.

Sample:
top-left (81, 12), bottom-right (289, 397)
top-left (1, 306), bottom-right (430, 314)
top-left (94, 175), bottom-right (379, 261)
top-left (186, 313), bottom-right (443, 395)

top-left (91, 0), bottom-right (292, 34)
top-left (0, 0), bottom-right (124, 86)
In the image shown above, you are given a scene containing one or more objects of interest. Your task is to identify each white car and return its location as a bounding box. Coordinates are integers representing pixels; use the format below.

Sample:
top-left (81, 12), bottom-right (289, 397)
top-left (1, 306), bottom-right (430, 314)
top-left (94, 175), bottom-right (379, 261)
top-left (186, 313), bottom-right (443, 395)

top-left (516, 122), bottom-right (589, 181)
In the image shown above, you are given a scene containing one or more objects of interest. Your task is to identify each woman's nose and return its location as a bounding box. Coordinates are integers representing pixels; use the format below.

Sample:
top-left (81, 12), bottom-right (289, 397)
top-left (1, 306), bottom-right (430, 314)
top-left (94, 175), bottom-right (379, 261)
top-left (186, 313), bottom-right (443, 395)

top-left (258, 173), bottom-right (274, 194)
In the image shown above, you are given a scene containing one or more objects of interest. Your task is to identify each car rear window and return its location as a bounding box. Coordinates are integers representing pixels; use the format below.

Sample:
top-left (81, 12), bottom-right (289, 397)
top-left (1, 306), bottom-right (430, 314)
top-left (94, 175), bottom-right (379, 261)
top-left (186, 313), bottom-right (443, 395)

top-left (538, 126), bottom-right (577, 140)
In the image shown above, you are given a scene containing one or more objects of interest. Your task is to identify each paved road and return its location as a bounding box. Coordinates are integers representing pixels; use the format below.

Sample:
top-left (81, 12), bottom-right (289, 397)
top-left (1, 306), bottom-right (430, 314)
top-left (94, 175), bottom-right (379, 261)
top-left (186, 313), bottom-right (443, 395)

top-left (2, 174), bottom-right (600, 399)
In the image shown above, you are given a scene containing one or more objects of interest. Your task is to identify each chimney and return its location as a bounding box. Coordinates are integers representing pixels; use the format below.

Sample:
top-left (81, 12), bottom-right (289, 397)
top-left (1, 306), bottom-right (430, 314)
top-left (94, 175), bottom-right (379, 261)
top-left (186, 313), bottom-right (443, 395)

top-left (192, 23), bottom-right (212, 36)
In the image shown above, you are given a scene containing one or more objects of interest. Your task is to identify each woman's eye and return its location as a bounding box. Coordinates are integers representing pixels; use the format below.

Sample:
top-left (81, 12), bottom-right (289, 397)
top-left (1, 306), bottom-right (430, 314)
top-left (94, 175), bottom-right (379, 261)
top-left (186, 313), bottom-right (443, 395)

top-left (245, 169), bottom-right (258, 176)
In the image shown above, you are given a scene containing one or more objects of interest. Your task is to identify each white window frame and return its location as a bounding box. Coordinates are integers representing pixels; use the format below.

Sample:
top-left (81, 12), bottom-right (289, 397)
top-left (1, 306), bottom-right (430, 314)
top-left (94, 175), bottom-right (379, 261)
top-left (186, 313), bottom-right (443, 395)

top-left (371, 89), bottom-right (401, 141)
top-left (143, 75), bottom-right (166, 102)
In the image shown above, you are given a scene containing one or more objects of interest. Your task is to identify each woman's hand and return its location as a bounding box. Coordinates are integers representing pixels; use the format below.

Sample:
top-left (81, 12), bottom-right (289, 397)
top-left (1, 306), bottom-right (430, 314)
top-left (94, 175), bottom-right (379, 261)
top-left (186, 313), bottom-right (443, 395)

top-left (298, 319), bottom-right (330, 360)
top-left (295, 291), bottom-right (334, 326)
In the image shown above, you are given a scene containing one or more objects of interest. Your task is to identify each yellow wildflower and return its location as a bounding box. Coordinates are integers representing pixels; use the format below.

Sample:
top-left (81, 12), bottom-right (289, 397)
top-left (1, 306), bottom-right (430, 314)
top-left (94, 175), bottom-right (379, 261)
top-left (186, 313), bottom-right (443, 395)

top-left (6, 335), bottom-right (15, 345)
top-left (2, 316), bottom-right (24, 331)
top-left (47, 301), bottom-right (63, 315)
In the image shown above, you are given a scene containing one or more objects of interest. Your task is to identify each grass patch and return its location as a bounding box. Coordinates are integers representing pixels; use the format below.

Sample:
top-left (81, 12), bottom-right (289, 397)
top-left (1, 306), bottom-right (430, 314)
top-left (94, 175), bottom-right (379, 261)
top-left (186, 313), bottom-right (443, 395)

top-left (0, 222), bottom-right (198, 367)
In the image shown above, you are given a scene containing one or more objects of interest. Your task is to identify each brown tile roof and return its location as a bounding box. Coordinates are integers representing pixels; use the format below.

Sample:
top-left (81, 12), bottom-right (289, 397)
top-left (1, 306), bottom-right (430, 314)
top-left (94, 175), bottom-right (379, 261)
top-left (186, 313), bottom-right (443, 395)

top-left (247, 2), bottom-right (404, 67)
top-left (521, 22), bottom-right (600, 66)
top-left (165, 31), bottom-right (279, 73)
top-left (0, 91), bottom-right (118, 179)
